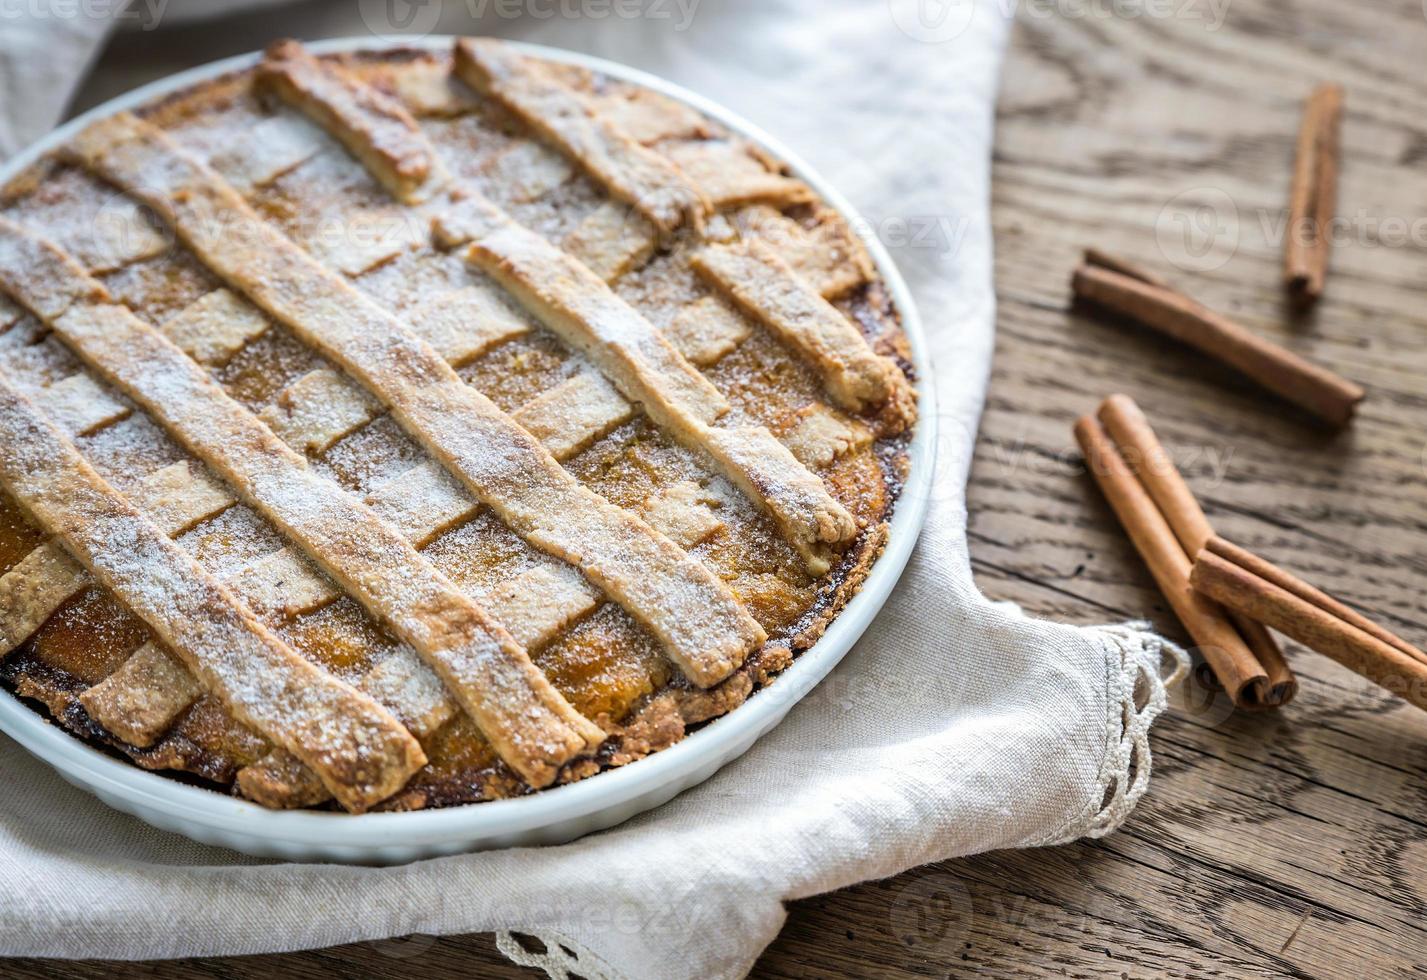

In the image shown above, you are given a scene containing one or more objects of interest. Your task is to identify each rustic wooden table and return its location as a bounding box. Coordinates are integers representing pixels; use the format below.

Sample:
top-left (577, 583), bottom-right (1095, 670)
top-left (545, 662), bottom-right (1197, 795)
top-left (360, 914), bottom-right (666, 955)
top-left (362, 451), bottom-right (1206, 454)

top-left (13, 1), bottom-right (1427, 977)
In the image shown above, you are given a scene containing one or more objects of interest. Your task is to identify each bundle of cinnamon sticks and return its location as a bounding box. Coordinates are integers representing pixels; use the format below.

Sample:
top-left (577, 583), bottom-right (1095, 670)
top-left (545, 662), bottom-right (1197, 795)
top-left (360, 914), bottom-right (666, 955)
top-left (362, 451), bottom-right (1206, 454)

top-left (1076, 395), bottom-right (1294, 708)
top-left (1077, 394), bottom-right (1427, 714)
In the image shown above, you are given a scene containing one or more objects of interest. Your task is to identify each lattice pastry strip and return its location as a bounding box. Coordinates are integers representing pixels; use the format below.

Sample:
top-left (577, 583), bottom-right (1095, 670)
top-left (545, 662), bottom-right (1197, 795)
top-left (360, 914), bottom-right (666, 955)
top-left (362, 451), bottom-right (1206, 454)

top-left (702, 424), bottom-right (857, 575)
top-left (389, 59), bottom-right (478, 118)
top-left (782, 403), bottom-right (873, 469)
top-left (562, 201), bottom-right (657, 283)
top-left (2, 456), bottom-right (244, 739)
top-left (135, 460), bottom-right (238, 537)
top-left (0, 373), bottom-right (426, 813)
top-left (407, 283), bottom-right (531, 367)
top-left (87, 504), bottom-right (379, 747)
top-left (73, 196), bottom-right (169, 274)
top-left (452, 218), bottom-right (728, 420)
top-left (365, 460), bottom-right (480, 549)
top-left (226, 547), bottom-right (340, 619)
top-left (356, 370), bottom-right (633, 542)
top-left (661, 139), bottom-right (815, 210)
top-left (512, 369), bottom-right (635, 460)
top-left (207, 112), bottom-right (329, 191)
top-left (257, 39), bottom-right (435, 204)
top-left (228, 375), bottom-right (628, 804)
top-left (461, 43), bottom-right (900, 425)
top-left (64, 457), bottom-right (293, 748)
top-left (480, 141), bottom-right (574, 204)
top-left (70, 111), bottom-right (765, 690)
top-left (89, 332), bottom-right (643, 748)
top-left (305, 200), bottom-right (431, 277)
top-left (0, 216), bottom-right (604, 789)
top-left (454, 38), bottom-right (709, 233)
top-left (83, 508), bottom-right (336, 747)
top-left (0, 327), bottom-right (76, 397)
top-left (232, 293), bottom-right (576, 467)
top-left (431, 191), bottom-right (512, 251)
top-left (0, 225), bottom-right (106, 318)
top-left (89, 531), bottom-right (334, 746)
top-left (589, 87), bottom-right (710, 146)
top-left (663, 296), bottom-right (752, 367)
top-left (731, 204), bottom-right (875, 299)
top-left (479, 563), bottom-right (603, 648)
top-left (159, 288), bottom-right (271, 367)
top-left (692, 239), bottom-right (913, 423)
top-left (259, 366), bottom-right (382, 454)
top-left (643, 480), bottom-right (725, 549)
top-left (100, 372), bottom-right (634, 729)
top-left (80, 641), bottom-right (203, 748)
top-left (0, 540), bottom-right (85, 654)
top-left (37, 372), bottom-right (131, 437)
top-left (231, 371), bottom-right (636, 805)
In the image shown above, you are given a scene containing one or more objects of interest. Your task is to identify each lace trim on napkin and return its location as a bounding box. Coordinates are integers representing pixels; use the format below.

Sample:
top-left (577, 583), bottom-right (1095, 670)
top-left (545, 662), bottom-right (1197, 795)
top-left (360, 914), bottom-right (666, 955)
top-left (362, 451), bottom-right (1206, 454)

top-left (496, 931), bottom-right (622, 980)
top-left (1039, 622), bottom-right (1188, 845)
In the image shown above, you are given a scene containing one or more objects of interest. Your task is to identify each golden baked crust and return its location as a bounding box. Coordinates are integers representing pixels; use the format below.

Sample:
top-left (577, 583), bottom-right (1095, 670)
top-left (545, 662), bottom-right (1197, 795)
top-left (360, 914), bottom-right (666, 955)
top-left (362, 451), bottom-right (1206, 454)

top-left (0, 39), bottom-right (916, 812)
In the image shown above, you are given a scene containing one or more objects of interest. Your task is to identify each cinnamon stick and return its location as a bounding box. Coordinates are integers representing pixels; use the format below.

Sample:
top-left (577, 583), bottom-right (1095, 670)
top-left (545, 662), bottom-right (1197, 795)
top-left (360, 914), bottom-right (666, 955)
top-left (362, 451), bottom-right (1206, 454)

top-left (1097, 396), bottom-right (1296, 705)
top-left (1285, 83), bottom-right (1344, 302)
top-left (1083, 247), bottom-right (1170, 289)
top-left (1075, 414), bottom-right (1269, 705)
top-left (1191, 542), bottom-right (1427, 713)
top-left (1072, 262), bottom-right (1364, 427)
top-left (1203, 535), bottom-right (1427, 670)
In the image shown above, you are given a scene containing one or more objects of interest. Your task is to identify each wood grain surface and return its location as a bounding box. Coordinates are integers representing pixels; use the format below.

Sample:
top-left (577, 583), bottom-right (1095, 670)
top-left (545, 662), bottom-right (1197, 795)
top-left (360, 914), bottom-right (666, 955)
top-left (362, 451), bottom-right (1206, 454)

top-left (10, 0), bottom-right (1427, 976)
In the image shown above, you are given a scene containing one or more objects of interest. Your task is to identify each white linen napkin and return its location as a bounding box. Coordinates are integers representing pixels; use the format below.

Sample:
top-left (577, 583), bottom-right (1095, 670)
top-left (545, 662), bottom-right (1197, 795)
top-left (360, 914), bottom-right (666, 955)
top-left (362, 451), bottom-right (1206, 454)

top-left (0, 2), bottom-right (1185, 977)
top-left (0, 3), bottom-right (113, 159)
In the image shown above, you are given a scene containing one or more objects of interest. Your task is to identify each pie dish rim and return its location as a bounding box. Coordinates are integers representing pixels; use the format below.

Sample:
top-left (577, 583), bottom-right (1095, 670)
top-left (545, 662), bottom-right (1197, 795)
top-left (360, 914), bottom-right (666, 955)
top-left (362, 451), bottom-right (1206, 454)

top-left (0, 35), bottom-right (936, 862)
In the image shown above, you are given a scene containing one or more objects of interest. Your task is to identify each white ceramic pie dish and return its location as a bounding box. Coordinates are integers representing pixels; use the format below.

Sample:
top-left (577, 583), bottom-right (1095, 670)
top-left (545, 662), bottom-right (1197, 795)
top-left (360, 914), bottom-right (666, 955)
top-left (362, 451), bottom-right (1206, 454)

top-left (0, 36), bottom-right (934, 864)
